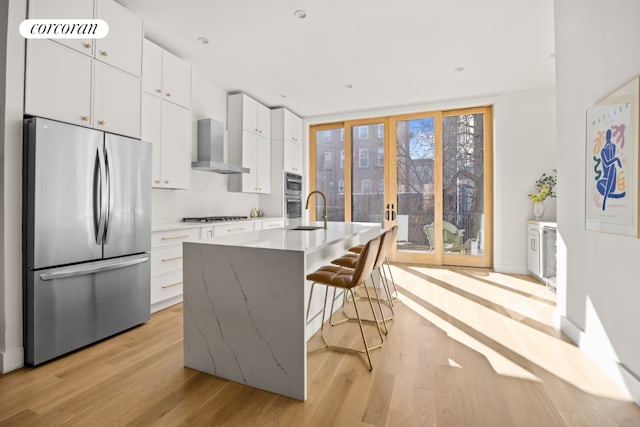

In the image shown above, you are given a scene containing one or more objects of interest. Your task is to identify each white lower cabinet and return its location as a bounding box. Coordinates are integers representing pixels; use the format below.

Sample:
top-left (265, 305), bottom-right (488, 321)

top-left (214, 222), bottom-right (255, 236)
top-left (259, 218), bottom-right (285, 230)
top-left (150, 226), bottom-right (200, 312)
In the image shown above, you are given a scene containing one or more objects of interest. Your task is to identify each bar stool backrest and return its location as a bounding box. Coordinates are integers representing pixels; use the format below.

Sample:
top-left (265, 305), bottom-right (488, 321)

top-left (351, 235), bottom-right (382, 288)
top-left (372, 226), bottom-right (397, 270)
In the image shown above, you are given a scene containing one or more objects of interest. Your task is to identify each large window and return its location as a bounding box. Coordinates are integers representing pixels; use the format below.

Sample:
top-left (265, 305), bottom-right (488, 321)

top-left (309, 107), bottom-right (493, 268)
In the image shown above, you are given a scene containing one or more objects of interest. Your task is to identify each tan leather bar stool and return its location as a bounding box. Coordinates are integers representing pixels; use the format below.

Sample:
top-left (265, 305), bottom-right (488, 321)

top-left (331, 228), bottom-right (395, 334)
top-left (349, 225), bottom-right (399, 300)
top-left (305, 235), bottom-right (383, 371)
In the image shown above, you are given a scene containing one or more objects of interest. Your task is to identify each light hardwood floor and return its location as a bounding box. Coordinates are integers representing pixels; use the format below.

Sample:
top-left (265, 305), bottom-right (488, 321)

top-left (1, 265), bottom-right (639, 426)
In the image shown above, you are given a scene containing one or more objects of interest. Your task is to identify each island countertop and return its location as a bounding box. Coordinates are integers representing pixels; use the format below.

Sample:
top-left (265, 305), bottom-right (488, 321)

top-left (187, 221), bottom-right (380, 253)
top-left (182, 221), bottom-right (381, 401)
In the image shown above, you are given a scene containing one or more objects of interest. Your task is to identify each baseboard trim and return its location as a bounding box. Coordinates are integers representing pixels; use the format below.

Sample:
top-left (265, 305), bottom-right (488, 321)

top-left (151, 295), bottom-right (183, 314)
top-left (493, 264), bottom-right (529, 275)
top-left (619, 364), bottom-right (640, 406)
top-left (560, 315), bottom-right (582, 345)
top-left (0, 347), bottom-right (24, 374)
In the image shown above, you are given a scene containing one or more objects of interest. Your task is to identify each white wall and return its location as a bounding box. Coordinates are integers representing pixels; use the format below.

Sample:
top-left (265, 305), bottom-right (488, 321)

top-left (306, 87), bottom-right (557, 274)
top-left (151, 71), bottom-right (259, 224)
top-left (554, 0), bottom-right (640, 404)
top-left (493, 87), bottom-right (557, 273)
top-left (0, 0), bottom-right (26, 373)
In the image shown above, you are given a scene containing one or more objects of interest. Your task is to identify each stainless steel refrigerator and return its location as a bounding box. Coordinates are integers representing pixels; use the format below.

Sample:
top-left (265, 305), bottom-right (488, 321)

top-left (23, 117), bottom-right (152, 365)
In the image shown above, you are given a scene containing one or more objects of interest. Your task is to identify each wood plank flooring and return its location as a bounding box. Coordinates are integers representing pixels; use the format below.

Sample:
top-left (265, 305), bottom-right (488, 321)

top-left (1, 265), bottom-right (639, 426)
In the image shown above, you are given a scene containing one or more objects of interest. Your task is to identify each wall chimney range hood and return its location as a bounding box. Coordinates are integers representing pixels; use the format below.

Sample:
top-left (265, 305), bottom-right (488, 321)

top-left (192, 119), bottom-right (249, 174)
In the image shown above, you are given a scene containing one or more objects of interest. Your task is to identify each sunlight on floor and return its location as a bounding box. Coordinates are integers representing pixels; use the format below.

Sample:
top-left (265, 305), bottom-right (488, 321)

top-left (389, 264), bottom-right (633, 402)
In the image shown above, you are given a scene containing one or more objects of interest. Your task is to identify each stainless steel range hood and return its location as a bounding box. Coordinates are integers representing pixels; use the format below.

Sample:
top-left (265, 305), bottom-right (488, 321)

top-left (192, 119), bottom-right (249, 174)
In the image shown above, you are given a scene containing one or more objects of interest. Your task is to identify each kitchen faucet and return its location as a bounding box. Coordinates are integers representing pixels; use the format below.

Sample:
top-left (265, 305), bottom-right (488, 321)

top-left (305, 190), bottom-right (328, 229)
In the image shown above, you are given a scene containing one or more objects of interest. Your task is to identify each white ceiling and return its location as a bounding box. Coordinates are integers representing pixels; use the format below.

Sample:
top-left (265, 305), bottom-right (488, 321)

top-left (118, 0), bottom-right (556, 118)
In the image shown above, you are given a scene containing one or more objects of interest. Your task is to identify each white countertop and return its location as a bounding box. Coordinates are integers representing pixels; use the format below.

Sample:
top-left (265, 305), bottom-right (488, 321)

top-left (152, 217), bottom-right (283, 232)
top-left (186, 221), bottom-right (381, 253)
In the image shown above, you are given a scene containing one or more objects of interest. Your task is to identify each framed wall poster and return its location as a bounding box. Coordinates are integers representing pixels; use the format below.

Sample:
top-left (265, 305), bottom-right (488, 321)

top-left (585, 76), bottom-right (640, 237)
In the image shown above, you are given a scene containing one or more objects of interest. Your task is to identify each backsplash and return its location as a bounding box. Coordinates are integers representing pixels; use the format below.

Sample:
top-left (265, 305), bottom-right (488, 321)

top-left (152, 172), bottom-right (259, 224)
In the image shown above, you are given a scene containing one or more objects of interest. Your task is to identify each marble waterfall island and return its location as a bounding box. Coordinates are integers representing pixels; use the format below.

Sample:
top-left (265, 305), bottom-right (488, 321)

top-left (182, 222), bottom-right (380, 401)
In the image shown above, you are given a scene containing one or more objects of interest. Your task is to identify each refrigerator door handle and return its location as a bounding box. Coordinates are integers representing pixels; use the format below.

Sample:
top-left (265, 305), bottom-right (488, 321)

top-left (39, 255), bottom-right (150, 281)
top-left (103, 145), bottom-right (112, 243)
top-left (94, 147), bottom-right (108, 244)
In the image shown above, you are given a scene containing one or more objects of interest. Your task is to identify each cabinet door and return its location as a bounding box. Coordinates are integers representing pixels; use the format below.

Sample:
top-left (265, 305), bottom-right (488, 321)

top-left (242, 95), bottom-right (259, 134)
top-left (28, 0), bottom-right (95, 56)
top-left (93, 61), bottom-right (141, 138)
top-left (256, 136), bottom-right (271, 193)
top-left (141, 93), bottom-right (162, 186)
top-left (284, 138), bottom-right (303, 174)
top-left (95, 0), bottom-right (143, 77)
top-left (527, 226), bottom-right (541, 276)
top-left (241, 130), bottom-right (258, 192)
top-left (162, 49), bottom-right (191, 108)
top-left (142, 39), bottom-right (162, 97)
top-left (25, 40), bottom-right (93, 127)
top-left (160, 102), bottom-right (191, 189)
top-left (291, 113), bottom-right (303, 144)
top-left (256, 102), bottom-right (271, 138)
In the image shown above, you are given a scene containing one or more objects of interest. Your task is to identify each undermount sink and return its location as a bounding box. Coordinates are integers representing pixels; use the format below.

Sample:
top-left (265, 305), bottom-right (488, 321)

top-left (290, 225), bottom-right (324, 231)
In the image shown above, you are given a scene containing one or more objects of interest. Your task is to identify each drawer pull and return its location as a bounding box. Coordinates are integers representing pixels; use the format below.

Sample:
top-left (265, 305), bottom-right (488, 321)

top-left (161, 234), bottom-right (190, 240)
top-left (161, 256), bottom-right (183, 262)
top-left (227, 227), bottom-right (245, 232)
top-left (162, 281), bottom-right (182, 289)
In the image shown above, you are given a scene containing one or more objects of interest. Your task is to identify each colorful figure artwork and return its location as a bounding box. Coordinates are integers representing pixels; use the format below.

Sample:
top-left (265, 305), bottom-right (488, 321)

top-left (585, 77), bottom-right (638, 237)
top-left (594, 127), bottom-right (626, 210)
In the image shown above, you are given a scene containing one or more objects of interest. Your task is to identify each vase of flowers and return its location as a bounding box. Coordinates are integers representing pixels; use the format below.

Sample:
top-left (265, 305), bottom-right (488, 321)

top-left (529, 169), bottom-right (557, 220)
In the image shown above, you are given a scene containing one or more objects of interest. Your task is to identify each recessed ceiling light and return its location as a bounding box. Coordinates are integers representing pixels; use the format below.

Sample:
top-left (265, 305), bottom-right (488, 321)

top-left (454, 66), bottom-right (465, 72)
top-left (278, 94), bottom-right (287, 98)
top-left (294, 10), bottom-right (307, 19)
top-left (196, 36), bottom-right (209, 45)
top-left (344, 83), bottom-right (353, 89)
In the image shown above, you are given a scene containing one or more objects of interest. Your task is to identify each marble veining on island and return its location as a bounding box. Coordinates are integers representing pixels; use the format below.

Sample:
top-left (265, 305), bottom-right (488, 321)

top-left (182, 222), bottom-right (380, 401)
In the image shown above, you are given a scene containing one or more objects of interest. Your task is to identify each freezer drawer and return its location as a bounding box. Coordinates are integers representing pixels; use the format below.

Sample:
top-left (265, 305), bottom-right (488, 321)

top-left (25, 253), bottom-right (150, 365)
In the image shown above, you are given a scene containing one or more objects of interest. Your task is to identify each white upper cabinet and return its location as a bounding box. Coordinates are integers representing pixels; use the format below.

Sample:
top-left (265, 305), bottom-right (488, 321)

top-left (25, 40), bottom-right (93, 128)
top-left (25, 0), bottom-right (142, 138)
top-left (93, 61), bottom-right (141, 138)
top-left (142, 39), bottom-right (191, 109)
top-left (272, 108), bottom-right (303, 174)
top-left (227, 93), bottom-right (272, 194)
top-left (272, 108), bottom-right (302, 144)
top-left (28, 0), bottom-right (95, 56)
top-left (142, 40), bottom-right (162, 96)
top-left (240, 94), bottom-right (270, 137)
top-left (162, 50), bottom-right (191, 108)
top-left (94, 0), bottom-right (143, 77)
top-left (141, 93), bottom-right (191, 190)
top-left (29, 0), bottom-right (143, 77)
top-left (283, 139), bottom-right (303, 174)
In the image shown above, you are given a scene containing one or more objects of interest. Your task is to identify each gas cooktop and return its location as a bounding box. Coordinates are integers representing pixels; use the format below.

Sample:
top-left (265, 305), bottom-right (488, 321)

top-left (182, 216), bottom-right (249, 223)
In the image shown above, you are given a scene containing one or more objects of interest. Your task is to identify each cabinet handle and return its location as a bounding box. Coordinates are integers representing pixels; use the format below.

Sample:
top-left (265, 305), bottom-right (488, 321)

top-left (98, 119), bottom-right (106, 126)
top-left (208, 230), bottom-right (213, 238)
top-left (161, 256), bottom-right (183, 262)
top-left (164, 180), bottom-right (169, 184)
top-left (156, 88), bottom-right (162, 93)
top-left (162, 281), bottom-right (182, 289)
top-left (161, 235), bottom-right (190, 240)
top-left (227, 228), bottom-right (245, 232)
top-left (81, 115), bottom-right (89, 122)
top-left (154, 180), bottom-right (160, 183)
top-left (83, 42), bottom-right (91, 49)
top-left (165, 92), bottom-right (171, 97)
top-left (100, 50), bottom-right (108, 56)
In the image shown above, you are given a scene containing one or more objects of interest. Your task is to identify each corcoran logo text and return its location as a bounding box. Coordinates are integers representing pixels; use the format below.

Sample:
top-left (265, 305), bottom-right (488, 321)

top-left (19, 19), bottom-right (109, 39)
